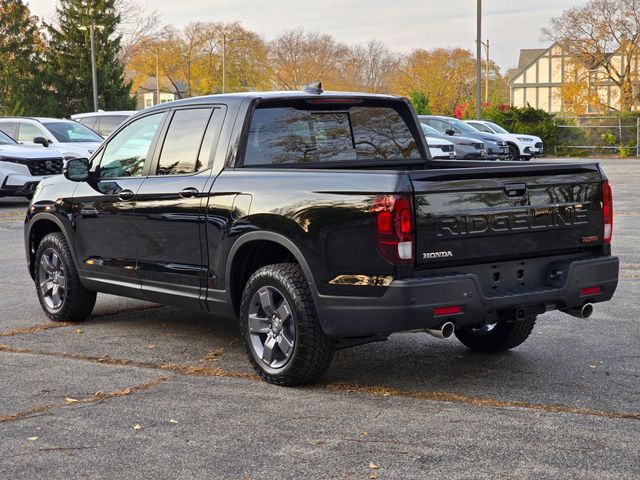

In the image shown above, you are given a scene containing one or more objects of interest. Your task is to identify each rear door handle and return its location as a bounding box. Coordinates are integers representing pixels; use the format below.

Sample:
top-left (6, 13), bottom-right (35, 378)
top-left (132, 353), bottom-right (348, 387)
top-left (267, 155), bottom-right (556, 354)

top-left (179, 187), bottom-right (200, 199)
top-left (117, 189), bottom-right (134, 201)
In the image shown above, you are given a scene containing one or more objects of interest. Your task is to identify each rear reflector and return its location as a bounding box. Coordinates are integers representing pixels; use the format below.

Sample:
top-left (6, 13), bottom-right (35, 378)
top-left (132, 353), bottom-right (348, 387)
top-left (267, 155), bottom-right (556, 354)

top-left (602, 180), bottom-right (613, 244)
top-left (434, 305), bottom-right (461, 316)
top-left (580, 286), bottom-right (601, 296)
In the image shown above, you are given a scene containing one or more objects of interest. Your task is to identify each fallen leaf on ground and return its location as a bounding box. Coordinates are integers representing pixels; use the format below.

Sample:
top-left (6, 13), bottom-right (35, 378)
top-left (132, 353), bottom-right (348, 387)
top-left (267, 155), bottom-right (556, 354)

top-left (588, 365), bottom-right (597, 369)
top-left (133, 424), bottom-right (142, 431)
top-left (28, 436), bottom-right (39, 441)
top-left (74, 329), bottom-right (83, 334)
top-left (362, 431), bottom-right (369, 436)
top-left (65, 397), bottom-right (79, 403)
top-left (147, 344), bottom-right (156, 349)
top-left (370, 474), bottom-right (379, 479)
top-left (169, 419), bottom-right (178, 424)
top-left (369, 462), bottom-right (379, 469)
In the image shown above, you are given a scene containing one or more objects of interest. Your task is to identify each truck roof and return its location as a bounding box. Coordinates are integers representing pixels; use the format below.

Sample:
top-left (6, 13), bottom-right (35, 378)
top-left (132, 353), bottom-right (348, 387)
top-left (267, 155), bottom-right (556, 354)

top-left (142, 90), bottom-right (405, 114)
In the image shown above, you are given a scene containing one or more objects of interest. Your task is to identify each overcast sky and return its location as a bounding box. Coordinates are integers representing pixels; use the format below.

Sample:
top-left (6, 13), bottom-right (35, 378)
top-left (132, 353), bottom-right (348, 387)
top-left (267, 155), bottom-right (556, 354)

top-left (26, 0), bottom-right (588, 71)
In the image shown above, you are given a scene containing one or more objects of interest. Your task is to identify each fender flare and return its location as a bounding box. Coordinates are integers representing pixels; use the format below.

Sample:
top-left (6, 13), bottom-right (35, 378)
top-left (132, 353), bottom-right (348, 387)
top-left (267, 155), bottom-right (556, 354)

top-left (25, 212), bottom-right (77, 278)
top-left (224, 231), bottom-right (318, 294)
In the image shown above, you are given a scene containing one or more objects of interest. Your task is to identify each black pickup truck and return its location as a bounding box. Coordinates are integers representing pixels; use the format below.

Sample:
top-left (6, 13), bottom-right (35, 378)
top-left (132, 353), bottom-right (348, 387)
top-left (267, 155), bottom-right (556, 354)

top-left (24, 87), bottom-right (619, 385)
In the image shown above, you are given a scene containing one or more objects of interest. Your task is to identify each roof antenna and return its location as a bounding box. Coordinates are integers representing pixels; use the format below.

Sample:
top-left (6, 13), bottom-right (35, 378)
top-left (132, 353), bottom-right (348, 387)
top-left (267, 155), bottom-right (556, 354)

top-left (303, 81), bottom-right (323, 94)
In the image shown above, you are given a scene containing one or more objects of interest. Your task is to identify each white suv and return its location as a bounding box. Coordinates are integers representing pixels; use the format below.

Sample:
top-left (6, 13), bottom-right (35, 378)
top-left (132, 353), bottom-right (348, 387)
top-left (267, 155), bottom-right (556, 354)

top-left (464, 120), bottom-right (543, 161)
top-left (0, 117), bottom-right (103, 159)
top-left (71, 110), bottom-right (136, 137)
top-left (0, 129), bottom-right (64, 198)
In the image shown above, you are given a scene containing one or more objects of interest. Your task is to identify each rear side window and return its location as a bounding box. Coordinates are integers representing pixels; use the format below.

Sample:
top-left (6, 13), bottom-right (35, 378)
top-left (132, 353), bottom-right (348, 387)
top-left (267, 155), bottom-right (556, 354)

top-left (0, 121), bottom-right (19, 139)
top-left (156, 108), bottom-right (213, 175)
top-left (243, 103), bottom-right (421, 166)
top-left (98, 116), bottom-right (128, 136)
top-left (78, 117), bottom-right (98, 129)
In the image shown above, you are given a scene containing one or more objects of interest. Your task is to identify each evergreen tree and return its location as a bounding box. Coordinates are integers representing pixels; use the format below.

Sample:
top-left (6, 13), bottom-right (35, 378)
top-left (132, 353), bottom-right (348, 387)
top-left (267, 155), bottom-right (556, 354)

top-left (0, 0), bottom-right (50, 116)
top-left (47, 0), bottom-right (135, 116)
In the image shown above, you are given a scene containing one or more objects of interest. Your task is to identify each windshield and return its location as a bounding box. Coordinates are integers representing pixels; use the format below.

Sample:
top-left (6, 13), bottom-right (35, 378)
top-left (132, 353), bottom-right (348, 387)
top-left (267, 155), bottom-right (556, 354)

top-left (421, 123), bottom-right (441, 136)
top-left (244, 102), bottom-right (423, 165)
top-left (447, 118), bottom-right (479, 134)
top-left (486, 121), bottom-right (509, 134)
top-left (0, 130), bottom-right (17, 145)
top-left (44, 122), bottom-right (103, 143)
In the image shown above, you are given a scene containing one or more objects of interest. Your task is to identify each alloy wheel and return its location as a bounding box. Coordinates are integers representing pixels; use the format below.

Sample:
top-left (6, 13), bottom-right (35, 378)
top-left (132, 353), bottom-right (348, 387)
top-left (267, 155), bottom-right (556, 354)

top-left (38, 248), bottom-right (66, 310)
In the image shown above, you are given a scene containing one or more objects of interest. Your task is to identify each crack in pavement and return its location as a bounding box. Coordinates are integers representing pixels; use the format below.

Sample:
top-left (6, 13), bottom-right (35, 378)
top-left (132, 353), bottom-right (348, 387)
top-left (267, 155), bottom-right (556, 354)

top-left (1, 344), bottom-right (639, 422)
top-left (0, 305), bottom-right (163, 338)
top-left (0, 375), bottom-right (174, 424)
top-left (324, 383), bottom-right (640, 421)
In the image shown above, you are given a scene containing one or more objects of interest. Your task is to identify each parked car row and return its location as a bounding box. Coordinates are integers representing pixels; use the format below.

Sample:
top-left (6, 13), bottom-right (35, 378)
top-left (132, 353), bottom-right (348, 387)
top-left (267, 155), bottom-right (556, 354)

top-left (419, 115), bottom-right (544, 161)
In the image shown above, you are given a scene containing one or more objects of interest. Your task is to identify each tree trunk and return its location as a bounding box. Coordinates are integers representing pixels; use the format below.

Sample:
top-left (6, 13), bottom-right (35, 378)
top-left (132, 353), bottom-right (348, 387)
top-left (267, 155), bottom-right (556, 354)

top-left (620, 79), bottom-right (634, 112)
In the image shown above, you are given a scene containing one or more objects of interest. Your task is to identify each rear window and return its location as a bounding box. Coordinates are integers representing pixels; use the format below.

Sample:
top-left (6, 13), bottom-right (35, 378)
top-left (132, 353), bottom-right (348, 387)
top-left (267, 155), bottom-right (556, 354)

top-left (243, 102), bottom-right (422, 166)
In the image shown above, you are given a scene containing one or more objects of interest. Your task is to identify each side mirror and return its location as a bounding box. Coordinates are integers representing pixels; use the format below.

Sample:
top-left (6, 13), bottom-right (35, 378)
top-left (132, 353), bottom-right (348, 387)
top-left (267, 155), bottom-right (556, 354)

top-left (445, 129), bottom-right (456, 136)
top-left (63, 158), bottom-right (90, 182)
top-left (33, 136), bottom-right (50, 147)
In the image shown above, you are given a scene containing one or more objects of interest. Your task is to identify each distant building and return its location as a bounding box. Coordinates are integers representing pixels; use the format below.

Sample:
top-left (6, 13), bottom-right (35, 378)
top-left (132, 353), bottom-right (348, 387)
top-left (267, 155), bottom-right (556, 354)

top-left (133, 77), bottom-right (187, 110)
top-left (509, 42), bottom-right (638, 114)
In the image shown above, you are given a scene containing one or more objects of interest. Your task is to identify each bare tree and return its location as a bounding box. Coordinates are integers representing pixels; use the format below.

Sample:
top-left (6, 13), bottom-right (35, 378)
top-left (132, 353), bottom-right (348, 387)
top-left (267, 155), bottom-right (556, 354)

top-left (342, 40), bottom-right (398, 93)
top-left (269, 30), bottom-right (349, 90)
top-left (116, 0), bottom-right (161, 64)
top-left (543, 0), bottom-right (640, 111)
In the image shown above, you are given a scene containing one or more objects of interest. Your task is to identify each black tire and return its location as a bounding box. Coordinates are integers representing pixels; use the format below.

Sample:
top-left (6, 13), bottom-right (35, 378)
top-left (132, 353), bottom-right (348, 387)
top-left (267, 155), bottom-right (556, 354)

top-left (507, 143), bottom-right (520, 161)
top-left (35, 232), bottom-right (96, 322)
top-left (455, 315), bottom-right (536, 353)
top-left (239, 263), bottom-right (334, 386)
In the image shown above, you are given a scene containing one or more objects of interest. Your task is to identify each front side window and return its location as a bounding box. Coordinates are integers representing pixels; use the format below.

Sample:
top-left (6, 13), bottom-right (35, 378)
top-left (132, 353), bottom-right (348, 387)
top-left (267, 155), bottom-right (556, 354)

top-left (469, 122), bottom-right (493, 134)
top-left (425, 119), bottom-right (451, 134)
top-left (156, 108), bottom-right (213, 175)
top-left (98, 112), bottom-right (166, 178)
top-left (44, 122), bottom-right (103, 143)
top-left (18, 122), bottom-right (47, 142)
top-left (244, 103), bottom-right (421, 165)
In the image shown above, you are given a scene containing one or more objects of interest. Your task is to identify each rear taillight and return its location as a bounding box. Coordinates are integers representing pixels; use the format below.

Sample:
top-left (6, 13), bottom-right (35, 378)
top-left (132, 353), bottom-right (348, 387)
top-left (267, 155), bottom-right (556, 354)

top-left (373, 195), bottom-right (414, 265)
top-left (602, 180), bottom-right (613, 244)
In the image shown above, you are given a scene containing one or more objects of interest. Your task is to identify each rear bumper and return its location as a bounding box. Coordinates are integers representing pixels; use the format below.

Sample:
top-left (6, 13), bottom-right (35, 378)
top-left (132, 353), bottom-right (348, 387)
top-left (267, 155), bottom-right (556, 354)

top-left (315, 255), bottom-right (619, 337)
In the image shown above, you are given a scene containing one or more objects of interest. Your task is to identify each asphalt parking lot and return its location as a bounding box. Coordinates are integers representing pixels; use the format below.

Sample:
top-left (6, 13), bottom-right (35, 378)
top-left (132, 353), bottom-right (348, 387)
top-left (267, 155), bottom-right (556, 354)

top-left (0, 158), bottom-right (638, 479)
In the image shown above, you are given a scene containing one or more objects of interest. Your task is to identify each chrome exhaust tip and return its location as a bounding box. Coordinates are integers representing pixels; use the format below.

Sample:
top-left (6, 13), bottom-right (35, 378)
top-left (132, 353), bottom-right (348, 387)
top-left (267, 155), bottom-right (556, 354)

top-left (425, 321), bottom-right (455, 339)
top-left (563, 303), bottom-right (593, 319)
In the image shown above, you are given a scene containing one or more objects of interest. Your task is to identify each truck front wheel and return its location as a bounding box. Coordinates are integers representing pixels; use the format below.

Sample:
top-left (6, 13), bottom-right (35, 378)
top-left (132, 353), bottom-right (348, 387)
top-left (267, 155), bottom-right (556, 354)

top-left (35, 232), bottom-right (96, 322)
top-left (239, 263), bottom-right (334, 386)
top-left (455, 315), bottom-right (536, 353)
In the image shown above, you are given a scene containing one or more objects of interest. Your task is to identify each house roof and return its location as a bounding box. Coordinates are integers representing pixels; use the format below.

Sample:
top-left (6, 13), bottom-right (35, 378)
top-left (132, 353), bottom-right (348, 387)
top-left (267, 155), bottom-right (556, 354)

top-left (518, 49), bottom-right (546, 69)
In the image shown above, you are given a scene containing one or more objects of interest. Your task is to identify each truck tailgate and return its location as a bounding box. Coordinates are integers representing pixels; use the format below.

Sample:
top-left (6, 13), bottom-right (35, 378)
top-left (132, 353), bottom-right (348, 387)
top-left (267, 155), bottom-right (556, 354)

top-left (410, 163), bottom-right (605, 266)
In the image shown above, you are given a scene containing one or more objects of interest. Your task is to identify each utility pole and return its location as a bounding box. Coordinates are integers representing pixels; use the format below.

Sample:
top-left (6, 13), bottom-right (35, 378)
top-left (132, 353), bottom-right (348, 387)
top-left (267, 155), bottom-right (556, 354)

top-left (476, 0), bottom-right (482, 119)
top-left (80, 3), bottom-right (103, 112)
top-left (481, 39), bottom-right (490, 103)
top-left (155, 47), bottom-right (160, 105)
top-left (222, 32), bottom-right (227, 94)
top-left (89, 25), bottom-right (98, 111)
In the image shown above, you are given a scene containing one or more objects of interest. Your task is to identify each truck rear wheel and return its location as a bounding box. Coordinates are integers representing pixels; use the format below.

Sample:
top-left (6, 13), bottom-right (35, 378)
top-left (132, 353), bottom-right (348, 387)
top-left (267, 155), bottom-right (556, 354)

top-left (455, 315), bottom-right (536, 353)
top-left (239, 263), bottom-right (334, 386)
top-left (35, 232), bottom-right (96, 322)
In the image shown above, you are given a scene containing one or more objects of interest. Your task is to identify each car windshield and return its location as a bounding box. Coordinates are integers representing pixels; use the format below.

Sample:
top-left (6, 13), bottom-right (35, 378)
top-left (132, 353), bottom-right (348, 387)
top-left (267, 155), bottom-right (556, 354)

top-left (44, 121), bottom-right (103, 143)
top-left (447, 118), bottom-right (479, 134)
top-left (0, 130), bottom-right (17, 145)
top-left (421, 123), bottom-right (441, 136)
top-left (486, 121), bottom-right (509, 134)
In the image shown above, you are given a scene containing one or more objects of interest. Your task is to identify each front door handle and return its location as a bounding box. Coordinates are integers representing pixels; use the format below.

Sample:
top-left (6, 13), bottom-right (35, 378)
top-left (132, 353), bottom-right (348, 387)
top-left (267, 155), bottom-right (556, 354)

top-left (117, 189), bottom-right (134, 201)
top-left (179, 187), bottom-right (200, 199)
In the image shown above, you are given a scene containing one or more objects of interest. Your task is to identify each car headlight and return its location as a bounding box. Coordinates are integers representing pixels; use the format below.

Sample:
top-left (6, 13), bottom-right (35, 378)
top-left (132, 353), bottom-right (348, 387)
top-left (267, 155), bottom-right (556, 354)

top-left (517, 137), bottom-right (533, 142)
